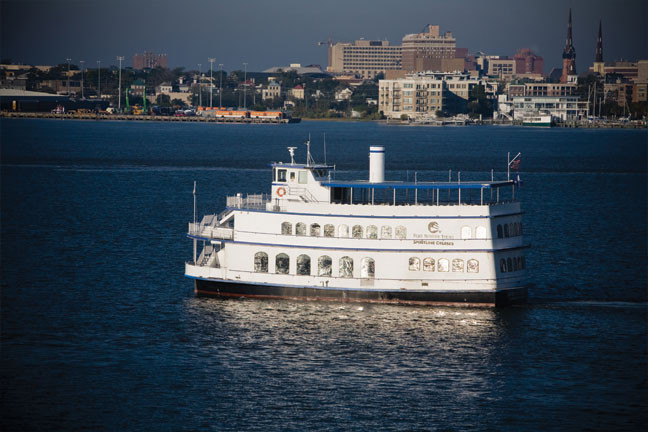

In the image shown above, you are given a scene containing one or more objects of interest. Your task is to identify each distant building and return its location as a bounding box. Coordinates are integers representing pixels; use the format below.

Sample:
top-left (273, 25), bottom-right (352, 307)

top-left (592, 20), bottom-right (605, 75)
top-left (560, 9), bottom-right (577, 83)
top-left (327, 40), bottom-right (402, 79)
top-left (130, 79), bottom-right (146, 96)
top-left (288, 84), bottom-right (304, 100)
top-left (379, 72), bottom-right (497, 119)
top-left (263, 63), bottom-right (328, 76)
top-left (401, 25), bottom-right (462, 73)
top-left (512, 95), bottom-right (587, 121)
top-left (524, 82), bottom-right (576, 97)
top-left (488, 59), bottom-right (516, 79)
top-left (155, 82), bottom-right (173, 94)
top-left (133, 52), bottom-right (168, 70)
top-left (335, 88), bottom-right (353, 101)
top-left (262, 81), bottom-right (282, 100)
top-left (513, 49), bottom-right (544, 75)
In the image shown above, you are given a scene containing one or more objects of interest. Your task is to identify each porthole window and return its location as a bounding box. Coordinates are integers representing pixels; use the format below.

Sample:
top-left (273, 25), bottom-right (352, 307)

top-left (310, 223), bottom-right (321, 236)
top-left (500, 258), bottom-right (507, 273)
top-left (381, 226), bottom-right (392, 239)
top-left (361, 257), bottom-right (375, 278)
top-left (497, 225), bottom-right (503, 239)
top-left (318, 255), bottom-right (332, 276)
top-left (297, 254), bottom-right (311, 275)
top-left (408, 257), bottom-right (420, 271)
top-left (395, 226), bottom-right (407, 239)
top-left (339, 256), bottom-right (354, 278)
top-left (461, 226), bottom-right (472, 239)
top-left (467, 259), bottom-right (479, 273)
top-left (452, 259), bottom-right (464, 272)
top-left (504, 224), bottom-right (510, 238)
top-left (352, 225), bottom-right (363, 239)
top-left (507, 258), bottom-right (513, 272)
top-left (338, 224), bottom-right (349, 238)
top-left (296, 223), bottom-right (306, 236)
top-left (367, 225), bottom-right (378, 239)
top-left (276, 253), bottom-right (289, 274)
top-left (423, 257), bottom-right (435, 272)
top-left (281, 222), bottom-right (292, 235)
top-left (476, 226), bottom-right (487, 239)
top-left (438, 258), bottom-right (449, 272)
top-left (324, 224), bottom-right (335, 237)
top-left (254, 252), bottom-right (268, 273)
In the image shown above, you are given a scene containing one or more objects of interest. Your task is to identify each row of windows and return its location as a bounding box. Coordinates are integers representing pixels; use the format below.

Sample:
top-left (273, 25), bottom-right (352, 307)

top-left (500, 256), bottom-right (526, 273)
top-left (281, 222), bottom-right (512, 241)
top-left (408, 257), bottom-right (480, 273)
top-left (281, 222), bottom-right (409, 239)
top-left (496, 222), bottom-right (523, 238)
top-left (254, 252), bottom-right (374, 278)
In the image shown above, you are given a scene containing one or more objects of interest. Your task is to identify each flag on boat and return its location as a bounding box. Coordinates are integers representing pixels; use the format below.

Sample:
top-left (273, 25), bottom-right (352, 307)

top-left (510, 159), bottom-right (520, 170)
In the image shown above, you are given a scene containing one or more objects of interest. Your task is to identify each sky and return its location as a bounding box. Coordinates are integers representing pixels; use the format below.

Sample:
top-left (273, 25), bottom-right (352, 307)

top-left (1, 0), bottom-right (646, 73)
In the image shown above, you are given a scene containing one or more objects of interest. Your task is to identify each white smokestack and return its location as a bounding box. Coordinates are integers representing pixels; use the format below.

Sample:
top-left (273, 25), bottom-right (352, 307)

top-left (369, 146), bottom-right (384, 183)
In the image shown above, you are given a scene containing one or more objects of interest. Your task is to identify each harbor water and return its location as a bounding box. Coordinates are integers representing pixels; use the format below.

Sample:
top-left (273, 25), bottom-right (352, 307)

top-left (1, 119), bottom-right (647, 431)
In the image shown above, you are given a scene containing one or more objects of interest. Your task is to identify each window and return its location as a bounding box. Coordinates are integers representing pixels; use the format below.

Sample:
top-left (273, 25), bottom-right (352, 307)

top-left (318, 255), bottom-right (332, 276)
top-left (423, 257), bottom-right (435, 272)
top-left (476, 226), bottom-right (487, 239)
top-left (339, 256), bottom-right (353, 278)
top-left (409, 257), bottom-right (420, 271)
top-left (497, 225), bottom-right (503, 239)
top-left (297, 254), bottom-right (311, 275)
top-left (500, 259), bottom-right (507, 273)
top-left (352, 225), bottom-right (363, 239)
top-left (461, 226), bottom-right (472, 239)
top-left (367, 225), bottom-right (378, 239)
top-left (507, 258), bottom-right (513, 272)
top-left (361, 257), bottom-right (375, 278)
top-left (276, 253), bottom-right (289, 274)
top-left (467, 259), bottom-right (479, 273)
top-left (512, 257), bottom-right (518, 271)
top-left (504, 224), bottom-right (510, 238)
top-left (298, 171), bottom-right (307, 184)
top-left (395, 226), bottom-right (407, 239)
top-left (254, 252), bottom-right (268, 273)
top-left (381, 226), bottom-right (392, 239)
top-left (277, 169), bottom-right (287, 182)
top-left (290, 172), bottom-right (295, 181)
top-left (296, 223), bottom-right (306, 236)
top-left (281, 222), bottom-right (292, 235)
top-left (452, 259), bottom-right (464, 272)
top-left (310, 223), bottom-right (321, 236)
top-left (324, 224), bottom-right (335, 237)
top-left (338, 224), bottom-right (349, 238)
top-left (438, 258), bottom-right (449, 272)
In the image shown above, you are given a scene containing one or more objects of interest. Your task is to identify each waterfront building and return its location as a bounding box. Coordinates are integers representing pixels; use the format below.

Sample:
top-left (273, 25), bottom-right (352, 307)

top-left (379, 72), bottom-right (497, 119)
top-left (288, 85), bottom-right (304, 100)
top-left (327, 40), bottom-right (402, 79)
top-left (401, 25), bottom-right (462, 73)
top-left (560, 9), bottom-right (577, 83)
top-left (262, 81), bottom-right (282, 101)
top-left (512, 96), bottom-right (587, 121)
top-left (524, 82), bottom-right (576, 97)
top-left (133, 52), bottom-right (168, 70)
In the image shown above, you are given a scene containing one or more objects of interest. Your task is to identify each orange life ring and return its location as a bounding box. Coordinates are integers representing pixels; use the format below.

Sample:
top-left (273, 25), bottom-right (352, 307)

top-left (277, 187), bottom-right (286, 197)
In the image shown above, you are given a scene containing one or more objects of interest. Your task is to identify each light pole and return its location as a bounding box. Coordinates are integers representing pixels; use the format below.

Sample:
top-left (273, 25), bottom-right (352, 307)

top-left (66, 58), bottom-right (71, 96)
top-left (117, 56), bottom-right (124, 111)
top-left (80, 60), bottom-right (85, 99)
top-left (97, 60), bottom-right (101, 99)
top-left (208, 58), bottom-right (215, 109)
top-left (243, 62), bottom-right (247, 109)
top-left (219, 64), bottom-right (223, 108)
top-left (197, 63), bottom-right (202, 107)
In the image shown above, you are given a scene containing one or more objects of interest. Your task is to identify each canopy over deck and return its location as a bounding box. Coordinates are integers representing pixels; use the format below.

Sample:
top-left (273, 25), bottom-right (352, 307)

top-left (321, 180), bottom-right (515, 190)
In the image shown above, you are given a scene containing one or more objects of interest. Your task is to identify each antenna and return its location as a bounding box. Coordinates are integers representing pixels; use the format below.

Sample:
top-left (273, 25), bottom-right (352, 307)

top-left (305, 135), bottom-right (315, 166)
top-left (323, 133), bottom-right (327, 165)
top-left (287, 147), bottom-right (297, 164)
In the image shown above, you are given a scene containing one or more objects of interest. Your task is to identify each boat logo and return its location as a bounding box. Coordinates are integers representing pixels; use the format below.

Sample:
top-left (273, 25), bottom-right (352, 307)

top-left (427, 222), bottom-right (441, 234)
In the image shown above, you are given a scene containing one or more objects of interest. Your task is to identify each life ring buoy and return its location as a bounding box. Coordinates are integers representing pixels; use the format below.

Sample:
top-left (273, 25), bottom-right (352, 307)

top-left (276, 187), bottom-right (286, 197)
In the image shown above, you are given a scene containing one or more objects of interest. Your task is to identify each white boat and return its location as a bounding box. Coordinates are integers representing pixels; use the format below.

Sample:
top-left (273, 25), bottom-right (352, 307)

top-left (185, 143), bottom-right (528, 306)
top-left (522, 113), bottom-right (552, 127)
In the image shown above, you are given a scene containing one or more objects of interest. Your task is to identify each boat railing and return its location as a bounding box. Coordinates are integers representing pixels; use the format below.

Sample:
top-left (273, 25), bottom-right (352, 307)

top-left (226, 193), bottom-right (271, 210)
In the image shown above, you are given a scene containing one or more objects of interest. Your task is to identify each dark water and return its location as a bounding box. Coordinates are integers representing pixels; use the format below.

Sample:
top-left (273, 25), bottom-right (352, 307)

top-left (1, 119), bottom-right (647, 431)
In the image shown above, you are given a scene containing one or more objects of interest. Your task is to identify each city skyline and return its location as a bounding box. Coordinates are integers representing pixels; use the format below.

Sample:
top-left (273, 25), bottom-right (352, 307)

top-left (1, 0), bottom-right (646, 72)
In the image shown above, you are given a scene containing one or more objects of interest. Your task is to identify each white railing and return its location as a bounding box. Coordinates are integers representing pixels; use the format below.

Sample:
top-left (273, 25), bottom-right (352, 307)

top-left (226, 193), bottom-right (270, 210)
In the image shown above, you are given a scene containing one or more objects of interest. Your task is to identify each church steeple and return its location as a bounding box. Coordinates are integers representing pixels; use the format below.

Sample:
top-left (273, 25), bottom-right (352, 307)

top-left (595, 20), bottom-right (603, 63)
top-left (561, 8), bottom-right (577, 82)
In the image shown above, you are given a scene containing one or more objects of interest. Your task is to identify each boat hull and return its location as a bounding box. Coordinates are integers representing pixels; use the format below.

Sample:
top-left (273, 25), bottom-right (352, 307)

top-left (194, 278), bottom-right (527, 307)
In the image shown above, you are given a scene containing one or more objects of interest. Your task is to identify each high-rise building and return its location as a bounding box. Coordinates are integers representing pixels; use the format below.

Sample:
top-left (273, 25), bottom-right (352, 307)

top-left (560, 9), bottom-right (577, 83)
top-left (327, 40), bottom-right (402, 79)
top-left (401, 25), bottom-right (462, 73)
top-left (513, 49), bottom-right (544, 75)
top-left (133, 52), bottom-right (168, 70)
